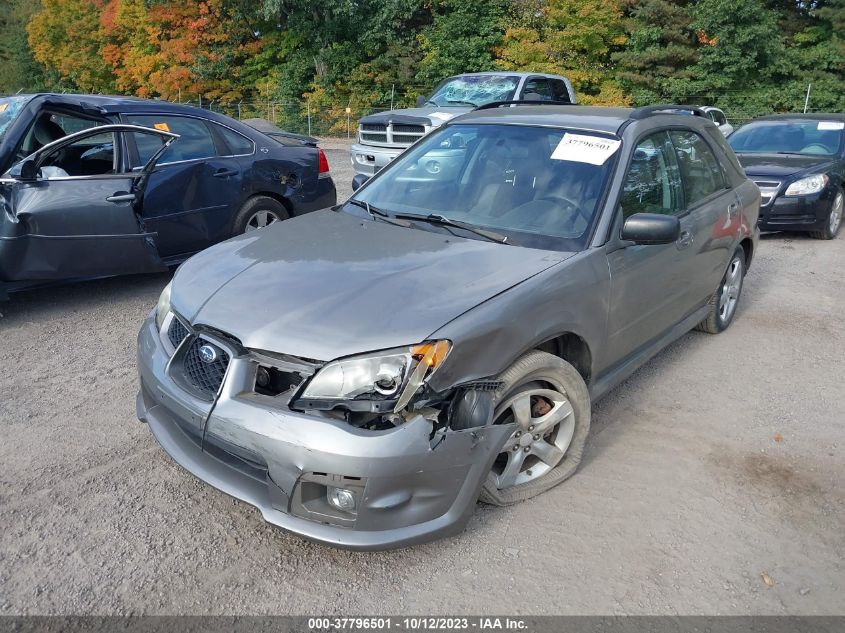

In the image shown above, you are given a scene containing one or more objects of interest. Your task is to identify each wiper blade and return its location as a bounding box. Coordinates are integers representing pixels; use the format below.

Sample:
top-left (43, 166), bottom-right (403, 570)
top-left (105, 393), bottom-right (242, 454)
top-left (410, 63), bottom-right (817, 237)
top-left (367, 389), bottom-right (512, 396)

top-left (394, 213), bottom-right (508, 244)
top-left (446, 100), bottom-right (477, 107)
top-left (347, 199), bottom-right (411, 227)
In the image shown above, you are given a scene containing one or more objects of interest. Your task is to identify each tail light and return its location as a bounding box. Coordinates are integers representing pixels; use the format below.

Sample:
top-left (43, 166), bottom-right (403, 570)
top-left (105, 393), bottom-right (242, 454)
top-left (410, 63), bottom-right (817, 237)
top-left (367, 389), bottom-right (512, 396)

top-left (318, 148), bottom-right (330, 178)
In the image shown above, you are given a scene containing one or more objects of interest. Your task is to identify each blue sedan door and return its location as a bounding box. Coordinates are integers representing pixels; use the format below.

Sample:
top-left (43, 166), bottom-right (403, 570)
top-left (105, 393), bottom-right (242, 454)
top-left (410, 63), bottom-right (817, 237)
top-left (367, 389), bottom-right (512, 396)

top-left (124, 114), bottom-right (245, 260)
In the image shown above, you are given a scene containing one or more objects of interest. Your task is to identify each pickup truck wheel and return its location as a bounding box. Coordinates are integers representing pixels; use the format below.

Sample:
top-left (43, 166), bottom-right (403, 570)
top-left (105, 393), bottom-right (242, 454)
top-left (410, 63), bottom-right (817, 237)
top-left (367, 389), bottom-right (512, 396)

top-left (809, 190), bottom-right (843, 240)
top-left (478, 351), bottom-right (590, 507)
top-left (695, 247), bottom-right (745, 334)
top-left (233, 196), bottom-right (288, 235)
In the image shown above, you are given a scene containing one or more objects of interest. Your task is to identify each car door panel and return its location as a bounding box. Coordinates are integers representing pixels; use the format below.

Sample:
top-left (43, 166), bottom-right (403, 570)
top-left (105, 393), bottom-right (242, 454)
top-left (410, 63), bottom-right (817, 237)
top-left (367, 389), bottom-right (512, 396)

top-left (604, 131), bottom-right (692, 365)
top-left (123, 114), bottom-right (245, 258)
top-left (139, 158), bottom-right (245, 257)
top-left (0, 124), bottom-right (176, 282)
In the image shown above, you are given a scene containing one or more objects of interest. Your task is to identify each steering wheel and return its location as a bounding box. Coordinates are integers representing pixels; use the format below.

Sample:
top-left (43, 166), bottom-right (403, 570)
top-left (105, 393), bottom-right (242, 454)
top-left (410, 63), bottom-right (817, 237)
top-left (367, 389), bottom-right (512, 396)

top-left (800, 144), bottom-right (831, 155)
top-left (536, 195), bottom-right (589, 229)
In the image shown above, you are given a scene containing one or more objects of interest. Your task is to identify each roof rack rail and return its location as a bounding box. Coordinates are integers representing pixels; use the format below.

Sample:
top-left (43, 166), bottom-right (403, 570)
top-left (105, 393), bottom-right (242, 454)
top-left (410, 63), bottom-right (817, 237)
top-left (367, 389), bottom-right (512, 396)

top-left (474, 100), bottom-right (576, 111)
top-left (629, 104), bottom-right (707, 120)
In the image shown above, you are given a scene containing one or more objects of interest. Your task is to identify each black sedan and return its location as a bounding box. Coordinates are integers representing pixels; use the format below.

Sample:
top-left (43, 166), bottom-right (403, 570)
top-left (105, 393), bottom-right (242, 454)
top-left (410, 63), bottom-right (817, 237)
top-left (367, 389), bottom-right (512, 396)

top-left (0, 94), bottom-right (336, 296)
top-left (728, 113), bottom-right (844, 240)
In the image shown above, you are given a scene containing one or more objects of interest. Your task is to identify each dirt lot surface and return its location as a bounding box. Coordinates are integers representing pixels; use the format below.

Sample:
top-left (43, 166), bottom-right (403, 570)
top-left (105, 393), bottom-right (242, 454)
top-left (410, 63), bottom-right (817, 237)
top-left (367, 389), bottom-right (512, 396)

top-left (0, 145), bottom-right (843, 615)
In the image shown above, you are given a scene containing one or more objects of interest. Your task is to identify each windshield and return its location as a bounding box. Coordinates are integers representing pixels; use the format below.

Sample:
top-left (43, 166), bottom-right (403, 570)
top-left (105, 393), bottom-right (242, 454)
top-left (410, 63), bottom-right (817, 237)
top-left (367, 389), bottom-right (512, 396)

top-left (729, 119), bottom-right (845, 157)
top-left (426, 75), bottom-right (521, 107)
top-left (348, 124), bottom-right (618, 252)
top-left (0, 96), bottom-right (34, 140)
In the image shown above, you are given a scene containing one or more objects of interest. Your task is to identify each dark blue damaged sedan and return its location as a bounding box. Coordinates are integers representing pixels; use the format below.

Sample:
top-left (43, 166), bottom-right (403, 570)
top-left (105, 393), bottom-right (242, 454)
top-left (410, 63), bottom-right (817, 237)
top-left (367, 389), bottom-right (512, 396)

top-left (0, 94), bottom-right (335, 296)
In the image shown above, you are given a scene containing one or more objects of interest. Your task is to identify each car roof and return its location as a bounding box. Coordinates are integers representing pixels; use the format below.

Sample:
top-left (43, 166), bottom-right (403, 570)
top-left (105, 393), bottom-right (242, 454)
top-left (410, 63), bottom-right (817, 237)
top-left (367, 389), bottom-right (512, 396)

top-left (752, 113), bottom-right (845, 122)
top-left (19, 93), bottom-right (221, 118)
top-left (445, 71), bottom-right (567, 79)
top-left (450, 105), bottom-right (636, 134)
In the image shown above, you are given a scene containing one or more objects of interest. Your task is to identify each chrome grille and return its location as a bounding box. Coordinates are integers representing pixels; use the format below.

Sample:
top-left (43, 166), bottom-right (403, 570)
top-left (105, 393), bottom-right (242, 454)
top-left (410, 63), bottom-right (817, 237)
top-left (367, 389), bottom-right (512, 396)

top-left (183, 337), bottom-right (230, 398)
top-left (753, 180), bottom-right (781, 206)
top-left (358, 121), bottom-right (428, 148)
top-left (167, 317), bottom-right (190, 349)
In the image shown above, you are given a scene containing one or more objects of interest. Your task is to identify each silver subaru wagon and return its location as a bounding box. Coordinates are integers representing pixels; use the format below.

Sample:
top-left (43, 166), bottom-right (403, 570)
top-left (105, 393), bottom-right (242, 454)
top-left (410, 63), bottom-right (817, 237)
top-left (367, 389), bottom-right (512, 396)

top-left (137, 105), bottom-right (760, 550)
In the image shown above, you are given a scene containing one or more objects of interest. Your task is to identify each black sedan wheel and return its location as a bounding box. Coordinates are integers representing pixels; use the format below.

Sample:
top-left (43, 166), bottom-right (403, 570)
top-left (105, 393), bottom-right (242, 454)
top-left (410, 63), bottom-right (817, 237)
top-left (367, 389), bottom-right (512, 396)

top-left (233, 196), bottom-right (288, 235)
top-left (479, 351), bottom-right (591, 506)
top-left (810, 190), bottom-right (843, 240)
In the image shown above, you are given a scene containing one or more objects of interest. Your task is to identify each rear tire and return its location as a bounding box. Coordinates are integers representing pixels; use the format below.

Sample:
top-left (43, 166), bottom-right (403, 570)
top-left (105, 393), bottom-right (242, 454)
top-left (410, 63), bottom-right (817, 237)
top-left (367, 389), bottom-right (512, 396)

top-left (696, 247), bottom-right (745, 334)
top-left (478, 351), bottom-right (591, 507)
top-left (232, 196), bottom-right (288, 236)
top-left (809, 190), bottom-right (843, 240)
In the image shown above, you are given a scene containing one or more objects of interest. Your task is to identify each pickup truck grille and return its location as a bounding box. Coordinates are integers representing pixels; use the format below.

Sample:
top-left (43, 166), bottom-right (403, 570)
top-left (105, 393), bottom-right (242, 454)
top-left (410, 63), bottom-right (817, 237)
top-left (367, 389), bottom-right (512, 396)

top-left (359, 122), bottom-right (427, 147)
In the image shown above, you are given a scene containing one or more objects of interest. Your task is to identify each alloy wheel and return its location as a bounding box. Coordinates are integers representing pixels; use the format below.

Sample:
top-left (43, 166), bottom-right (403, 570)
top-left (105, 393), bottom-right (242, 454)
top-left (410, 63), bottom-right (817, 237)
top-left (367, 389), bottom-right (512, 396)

top-left (718, 257), bottom-right (743, 323)
top-left (245, 209), bottom-right (281, 232)
top-left (492, 387), bottom-right (575, 489)
top-left (829, 193), bottom-right (843, 235)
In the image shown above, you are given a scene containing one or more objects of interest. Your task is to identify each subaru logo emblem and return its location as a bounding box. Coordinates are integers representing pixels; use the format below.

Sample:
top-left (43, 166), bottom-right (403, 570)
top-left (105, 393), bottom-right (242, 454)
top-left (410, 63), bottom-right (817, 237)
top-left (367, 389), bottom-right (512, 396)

top-left (198, 344), bottom-right (218, 364)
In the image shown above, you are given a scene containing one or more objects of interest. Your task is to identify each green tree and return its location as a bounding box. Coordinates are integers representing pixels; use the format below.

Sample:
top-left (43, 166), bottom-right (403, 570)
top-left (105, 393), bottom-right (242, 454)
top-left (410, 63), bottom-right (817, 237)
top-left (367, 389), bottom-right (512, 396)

top-left (0, 0), bottom-right (53, 93)
top-left (613, 0), bottom-right (699, 105)
top-left (416, 0), bottom-right (508, 88)
top-left (496, 0), bottom-right (628, 104)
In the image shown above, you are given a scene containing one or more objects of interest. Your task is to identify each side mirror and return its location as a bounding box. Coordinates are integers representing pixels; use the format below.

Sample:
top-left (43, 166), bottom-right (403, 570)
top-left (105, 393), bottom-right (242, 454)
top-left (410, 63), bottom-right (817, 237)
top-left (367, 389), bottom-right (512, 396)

top-left (416, 95), bottom-right (427, 108)
top-left (351, 173), bottom-right (370, 192)
top-left (9, 159), bottom-right (39, 181)
top-left (621, 212), bottom-right (680, 245)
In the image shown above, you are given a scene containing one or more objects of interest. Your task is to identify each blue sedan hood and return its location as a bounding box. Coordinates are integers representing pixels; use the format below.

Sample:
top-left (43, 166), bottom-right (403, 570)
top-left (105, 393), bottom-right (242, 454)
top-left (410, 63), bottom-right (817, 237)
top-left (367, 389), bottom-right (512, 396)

top-left (171, 209), bottom-right (571, 361)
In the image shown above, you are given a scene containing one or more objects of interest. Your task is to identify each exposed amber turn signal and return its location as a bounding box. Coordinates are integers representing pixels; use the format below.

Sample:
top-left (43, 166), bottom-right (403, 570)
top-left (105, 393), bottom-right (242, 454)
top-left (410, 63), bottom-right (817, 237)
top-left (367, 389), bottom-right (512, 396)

top-left (410, 340), bottom-right (451, 368)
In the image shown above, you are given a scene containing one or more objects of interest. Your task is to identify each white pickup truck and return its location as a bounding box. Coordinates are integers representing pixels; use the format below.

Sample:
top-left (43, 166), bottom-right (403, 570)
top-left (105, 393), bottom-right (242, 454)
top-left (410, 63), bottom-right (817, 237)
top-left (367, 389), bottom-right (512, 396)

top-left (350, 72), bottom-right (577, 176)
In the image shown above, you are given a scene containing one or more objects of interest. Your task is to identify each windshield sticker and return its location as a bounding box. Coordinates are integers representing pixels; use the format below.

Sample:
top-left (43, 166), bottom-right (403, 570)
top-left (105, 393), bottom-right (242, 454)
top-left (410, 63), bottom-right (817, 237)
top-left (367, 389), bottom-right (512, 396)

top-left (551, 133), bottom-right (621, 165)
top-left (818, 121), bottom-right (844, 131)
top-left (0, 103), bottom-right (7, 113)
top-left (428, 112), bottom-right (453, 122)
top-left (153, 122), bottom-right (170, 132)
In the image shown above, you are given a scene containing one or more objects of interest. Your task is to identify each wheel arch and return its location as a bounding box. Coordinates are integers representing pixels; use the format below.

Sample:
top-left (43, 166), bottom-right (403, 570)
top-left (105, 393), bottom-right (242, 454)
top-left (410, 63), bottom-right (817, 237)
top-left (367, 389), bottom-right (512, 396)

top-left (739, 237), bottom-right (754, 270)
top-left (247, 191), bottom-right (293, 217)
top-left (533, 331), bottom-right (593, 385)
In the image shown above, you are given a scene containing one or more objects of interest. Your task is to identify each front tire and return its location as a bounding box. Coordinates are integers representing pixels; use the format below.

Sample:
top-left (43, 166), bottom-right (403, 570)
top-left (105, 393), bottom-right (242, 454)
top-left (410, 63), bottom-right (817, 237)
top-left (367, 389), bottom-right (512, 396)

top-left (479, 351), bottom-right (591, 506)
top-left (232, 196), bottom-right (288, 236)
top-left (809, 190), bottom-right (843, 240)
top-left (696, 247), bottom-right (745, 334)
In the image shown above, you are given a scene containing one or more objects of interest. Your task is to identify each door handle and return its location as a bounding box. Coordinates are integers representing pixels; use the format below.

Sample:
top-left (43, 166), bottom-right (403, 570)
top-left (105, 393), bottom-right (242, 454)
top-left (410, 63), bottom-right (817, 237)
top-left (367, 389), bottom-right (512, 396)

top-left (106, 193), bottom-right (136, 203)
top-left (213, 168), bottom-right (238, 178)
top-left (677, 230), bottom-right (693, 248)
top-left (728, 202), bottom-right (739, 218)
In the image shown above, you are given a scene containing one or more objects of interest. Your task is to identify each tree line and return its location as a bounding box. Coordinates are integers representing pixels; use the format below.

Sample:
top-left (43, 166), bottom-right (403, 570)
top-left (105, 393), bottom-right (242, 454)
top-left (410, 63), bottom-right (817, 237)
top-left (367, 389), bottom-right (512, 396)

top-left (1, 0), bottom-right (843, 132)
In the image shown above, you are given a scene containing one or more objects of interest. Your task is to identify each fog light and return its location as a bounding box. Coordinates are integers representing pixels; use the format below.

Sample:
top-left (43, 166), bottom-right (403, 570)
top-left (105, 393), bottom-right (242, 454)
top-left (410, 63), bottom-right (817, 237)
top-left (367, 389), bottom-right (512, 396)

top-left (256, 366), bottom-right (271, 388)
top-left (327, 487), bottom-right (356, 512)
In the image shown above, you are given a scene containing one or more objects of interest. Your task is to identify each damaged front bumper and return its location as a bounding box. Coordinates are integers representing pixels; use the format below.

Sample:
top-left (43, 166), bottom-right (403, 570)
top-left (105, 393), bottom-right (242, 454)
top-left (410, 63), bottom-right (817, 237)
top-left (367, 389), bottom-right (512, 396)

top-left (136, 315), bottom-right (510, 550)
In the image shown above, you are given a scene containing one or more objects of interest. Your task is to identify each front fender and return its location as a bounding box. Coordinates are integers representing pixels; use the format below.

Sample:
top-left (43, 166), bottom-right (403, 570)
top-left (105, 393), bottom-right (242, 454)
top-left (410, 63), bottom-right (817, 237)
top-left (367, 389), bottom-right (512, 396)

top-left (427, 249), bottom-right (610, 393)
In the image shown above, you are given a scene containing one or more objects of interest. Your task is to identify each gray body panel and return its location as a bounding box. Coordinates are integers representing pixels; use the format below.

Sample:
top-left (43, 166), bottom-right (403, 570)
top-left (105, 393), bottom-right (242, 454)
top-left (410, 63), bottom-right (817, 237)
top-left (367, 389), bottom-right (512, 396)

top-left (138, 105), bottom-right (760, 549)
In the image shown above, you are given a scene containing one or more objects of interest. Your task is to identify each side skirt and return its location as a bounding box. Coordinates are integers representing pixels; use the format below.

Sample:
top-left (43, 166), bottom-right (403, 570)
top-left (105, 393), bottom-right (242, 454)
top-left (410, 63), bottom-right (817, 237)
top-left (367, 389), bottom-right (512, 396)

top-left (589, 303), bottom-right (711, 402)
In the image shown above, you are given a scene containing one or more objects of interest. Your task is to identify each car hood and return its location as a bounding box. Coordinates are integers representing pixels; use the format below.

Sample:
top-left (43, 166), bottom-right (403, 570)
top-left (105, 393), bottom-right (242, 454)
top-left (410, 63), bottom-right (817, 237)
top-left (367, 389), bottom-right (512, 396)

top-left (171, 210), bottom-right (571, 361)
top-left (736, 153), bottom-right (837, 178)
top-left (358, 106), bottom-right (472, 129)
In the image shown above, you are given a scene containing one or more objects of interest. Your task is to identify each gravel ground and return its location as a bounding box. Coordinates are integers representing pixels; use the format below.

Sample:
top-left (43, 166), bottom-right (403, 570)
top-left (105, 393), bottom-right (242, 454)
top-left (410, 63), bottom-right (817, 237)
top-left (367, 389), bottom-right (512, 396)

top-left (0, 144), bottom-right (843, 615)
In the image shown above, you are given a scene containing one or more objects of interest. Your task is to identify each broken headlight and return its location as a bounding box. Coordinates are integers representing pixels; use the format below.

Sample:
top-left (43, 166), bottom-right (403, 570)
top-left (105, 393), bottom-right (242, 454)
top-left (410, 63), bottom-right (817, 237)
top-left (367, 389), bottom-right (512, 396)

top-left (299, 341), bottom-right (450, 412)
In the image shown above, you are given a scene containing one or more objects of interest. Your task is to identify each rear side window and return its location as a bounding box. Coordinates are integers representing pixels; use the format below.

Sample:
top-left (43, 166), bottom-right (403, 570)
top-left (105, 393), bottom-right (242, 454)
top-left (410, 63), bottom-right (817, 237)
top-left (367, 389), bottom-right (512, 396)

top-left (127, 115), bottom-right (216, 164)
top-left (620, 132), bottom-right (684, 218)
top-left (216, 124), bottom-right (254, 155)
top-left (669, 130), bottom-right (726, 207)
top-left (549, 79), bottom-right (571, 104)
top-left (522, 78), bottom-right (553, 101)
